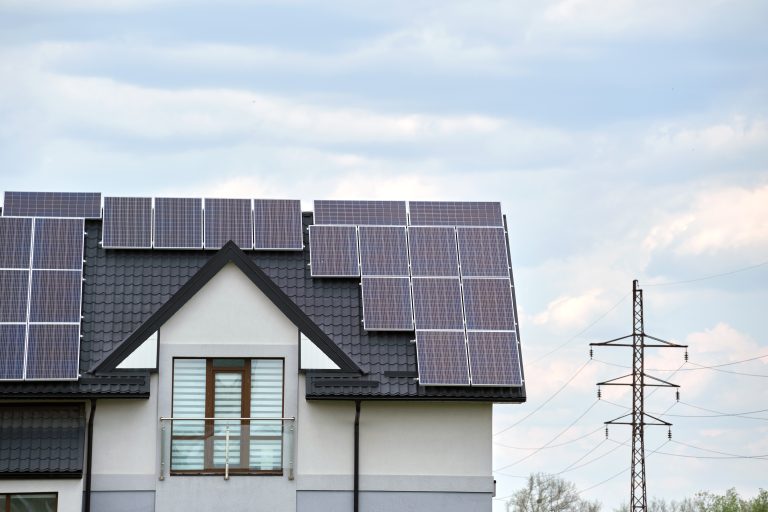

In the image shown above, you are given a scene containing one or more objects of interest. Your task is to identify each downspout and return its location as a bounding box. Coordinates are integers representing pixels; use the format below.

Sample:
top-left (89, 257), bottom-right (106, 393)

top-left (84, 399), bottom-right (96, 512)
top-left (353, 400), bottom-right (361, 512)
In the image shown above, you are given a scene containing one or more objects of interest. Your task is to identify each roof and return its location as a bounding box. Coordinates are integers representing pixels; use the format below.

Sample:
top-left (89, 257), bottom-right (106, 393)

top-left (0, 212), bottom-right (526, 403)
top-left (0, 403), bottom-right (85, 477)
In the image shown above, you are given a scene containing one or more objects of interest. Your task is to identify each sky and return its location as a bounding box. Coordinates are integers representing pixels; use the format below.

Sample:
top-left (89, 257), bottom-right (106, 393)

top-left (1, 0), bottom-right (767, 509)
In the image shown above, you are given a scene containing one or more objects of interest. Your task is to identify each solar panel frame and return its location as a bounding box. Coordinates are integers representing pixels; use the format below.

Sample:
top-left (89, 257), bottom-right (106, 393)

top-left (32, 218), bottom-right (84, 270)
top-left (28, 270), bottom-right (83, 323)
top-left (411, 277), bottom-right (464, 330)
top-left (358, 226), bottom-right (409, 277)
top-left (415, 330), bottom-right (471, 386)
top-left (314, 200), bottom-right (407, 226)
top-left (407, 226), bottom-right (460, 277)
top-left (457, 226), bottom-right (510, 278)
top-left (203, 198), bottom-right (254, 250)
top-left (361, 277), bottom-right (414, 331)
top-left (467, 331), bottom-right (523, 387)
top-left (0, 324), bottom-right (26, 381)
top-left (408, 201), bottom-right (503, 227)
top-left (102, 197), bottom-right (153, 249)
top-left (309, 225), bottom-right (360, 277)
top-left (0, 270), bottom-right (30, 323)
top-left (462, 278), bottom-right (516, 331)
top-left (154, 197), bottom-right (203, 249)
top-left (3, 191), bottom-right (102, 219)
top-left (253, 199), bottom-right (303, 251)
top-left (24, 324), bottom-right (80, 381)
top-left (0, 217), bottom-right (33, 269)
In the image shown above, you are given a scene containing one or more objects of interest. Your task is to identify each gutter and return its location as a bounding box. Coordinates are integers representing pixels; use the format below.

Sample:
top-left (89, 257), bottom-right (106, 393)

top-left (353, 400), bottom-right (361, 512)
top-left (83, 399), bottom-right (96, 512)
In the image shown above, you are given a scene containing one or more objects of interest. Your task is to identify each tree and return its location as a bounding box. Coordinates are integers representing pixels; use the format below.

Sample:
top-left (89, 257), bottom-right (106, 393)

top-left (613, 488), bottom-right (768, 512)
top-left (506, 473), bottom-right (601, 512)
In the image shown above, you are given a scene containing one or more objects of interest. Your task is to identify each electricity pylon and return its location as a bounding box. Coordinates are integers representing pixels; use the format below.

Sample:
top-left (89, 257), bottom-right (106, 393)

top-left (590, 280), bottom-right (687, 512)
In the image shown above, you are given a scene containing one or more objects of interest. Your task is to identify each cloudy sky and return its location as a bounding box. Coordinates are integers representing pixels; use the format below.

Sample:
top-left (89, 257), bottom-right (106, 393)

top-left (1, 0), bottom-right (767, 508)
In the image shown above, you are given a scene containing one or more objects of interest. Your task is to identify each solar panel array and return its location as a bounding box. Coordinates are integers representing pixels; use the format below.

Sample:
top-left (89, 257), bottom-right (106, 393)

top-left (101, 197), bottom-right (303, 250)
top-left (307, 199), bottom-right (522, 387)
top-left (0, 217), bottom-right (84, 381)
top-left (3, 191), bottom-right (101, 219)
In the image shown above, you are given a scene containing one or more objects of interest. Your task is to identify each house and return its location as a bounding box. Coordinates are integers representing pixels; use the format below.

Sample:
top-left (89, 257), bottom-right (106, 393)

top-left (0, 192), bottom-right (526, 512)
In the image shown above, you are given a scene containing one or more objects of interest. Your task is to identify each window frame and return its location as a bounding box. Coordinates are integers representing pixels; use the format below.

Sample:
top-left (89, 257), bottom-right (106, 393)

top-left (170, 357), bottom-right (285, 476)
top-left (1, 493), bottom-right (58, 512)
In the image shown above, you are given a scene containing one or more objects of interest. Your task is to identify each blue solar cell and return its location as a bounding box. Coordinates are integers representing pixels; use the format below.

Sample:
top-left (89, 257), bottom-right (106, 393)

top-left (314, 200), bottom-right (407, 225)
top-left (309, 225), bottom-right (359, 277)
top-left (154, 197), bottom-right (203, 249)
top-left (3, 191), bottom-right (101, 218)
top-left (25, 324), bottom-right (80, 380)
top-left (358, 226), bottom-right (409, 276)
top-left (462, 278), bottom-right (515, 330)
top-left (361, 277), bottom-right (414, 331)
top-left (412, 278), bottom-right (464, 330)
top-left (254, 199), bottom-right (303, 250)
top-left (0, 324), bottom-right (26, 380)
top-left (29, 271), bottom-right (82, 323)
top-left (0, 271), bottom-right (29, 322)
top-left (204, 198), bottom-right (253, 250)
top-left (416, 330), bottom-right (470, 386)
top-left (32, 218), bottom-right (84, 270)
top-left (467, 331), bottom-right (522, 386)
top-left (0, 217), bottom-right (32, 269)
top-left (457, 227), bottom-right (509, 278)
top-left (407, 226), bottom-right (459, 277)
top-left (409, 201), bottom-right (503, 227)
top-left (102, 197), bottom-right (153, 249)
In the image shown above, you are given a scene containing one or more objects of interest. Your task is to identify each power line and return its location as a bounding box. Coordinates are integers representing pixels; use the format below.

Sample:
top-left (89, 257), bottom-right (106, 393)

top-left (608, 439), bottom-right (768, 460)
top-left (494, 426), bottom-right (604, 451)
top-left (576, 440), bottom-right (670, 495)
top-left (494, 400), bottom-right (600, 472)
top-left (644, 258), bottom-right (768, 288)
top-left (493, 359), bottom-right (592, 437)
top-left (557, 438), bottom-right (616, 474)
top-left (600, 398), bottom-right (768, 420)
top-left (593, 356), bottom-right (768, 377)
top-left (670, 439), bottom-right (768, 459)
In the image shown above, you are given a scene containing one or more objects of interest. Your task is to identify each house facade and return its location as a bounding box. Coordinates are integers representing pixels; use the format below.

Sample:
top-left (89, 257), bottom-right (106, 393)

top-left (0, 194), bottom-right (526, 512)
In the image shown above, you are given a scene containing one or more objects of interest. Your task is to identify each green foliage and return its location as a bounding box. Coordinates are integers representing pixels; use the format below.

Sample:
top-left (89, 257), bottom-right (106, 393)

top-left (611, 488), bottom-right (768, 512)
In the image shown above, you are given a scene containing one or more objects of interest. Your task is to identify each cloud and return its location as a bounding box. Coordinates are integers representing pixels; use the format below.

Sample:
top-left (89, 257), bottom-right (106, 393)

top-left (531, 288), bottom-right (614, 332)
top-left (644, 184), bottom-right (768, 257)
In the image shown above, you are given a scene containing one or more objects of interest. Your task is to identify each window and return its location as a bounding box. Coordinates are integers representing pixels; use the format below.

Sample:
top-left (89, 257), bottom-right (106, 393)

top-left (0, 493), bottom-right (57, 512)
top-left (170, 358), bottom-right (284, 475)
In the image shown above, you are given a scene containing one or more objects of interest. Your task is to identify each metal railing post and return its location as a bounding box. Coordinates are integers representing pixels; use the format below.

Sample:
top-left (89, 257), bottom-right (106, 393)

top-left (224, 425), bottom-right (230, 480)
top-left (287, 421), bottom-right (295, 480)
top-left (159, 423), bottom-right (166, 481)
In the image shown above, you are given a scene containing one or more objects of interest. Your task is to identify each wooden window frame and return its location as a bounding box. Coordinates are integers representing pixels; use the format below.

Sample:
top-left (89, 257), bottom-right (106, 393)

top-left (1, 493), bottom-right (58, 512)
top-left (170, 357), bottom-right (285, 476)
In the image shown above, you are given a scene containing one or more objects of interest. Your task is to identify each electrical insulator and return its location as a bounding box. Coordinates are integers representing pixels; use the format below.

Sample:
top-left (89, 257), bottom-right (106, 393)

top-left (590, 348), bottom-right (593, 359)
top-left (597, 387), bottom-right (602, 400)
top-left (676, 390), bottom-right (680, 401)
top-left (684, 350), bottom-right (689, 362)
top-left (605, 426), bottom-right (609, 439)
top-left (668, 428), bottom-right (672, 440)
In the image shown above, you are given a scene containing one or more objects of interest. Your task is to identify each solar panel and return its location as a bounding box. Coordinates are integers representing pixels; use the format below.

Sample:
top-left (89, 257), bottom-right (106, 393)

top-left (102, 197), bottom-right (153, 249)
top-left (0, 217), bottom-right (32, 269)
top-left (309, 225), bottom-right (359, 277)
top-left (204, 198), bottom-right (253, 250)
top-left (467, 331), bottom-right (522, 386)
top-left (253, 199), bottom-right (303, 250)
top-left (32, 218), bottom-right (84, 270)
top-left (29, 271), bottom-right (82, 323)
top-left (409, 201), bottom-right (503, 227)
top-left (0, 324), bottom-right (26, 380)
top-left (415, 330), bottom-right (470, 386)
top-left (407, 226), bottom-right (459, 277)
top-left (3, 191), bottom-right (101, 218)
top-left (462, 278), bottom-right (515, 330)
top-left (154, 197), bottom-right (203, 249)
top-left (0, 271), bottom-right (29, 322)
top-left (25, 324), bottom-right (80, 380)
top-left (412, 278), bottom-right (464, 330)
top-left (314, 200), bottom-right (407, 226)
top-left (358, 226), bottom-right (409, 276)
top-left (457, 227), bottom-right (509, 278)
top-left (361, 277), bottom-right (414, 331)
